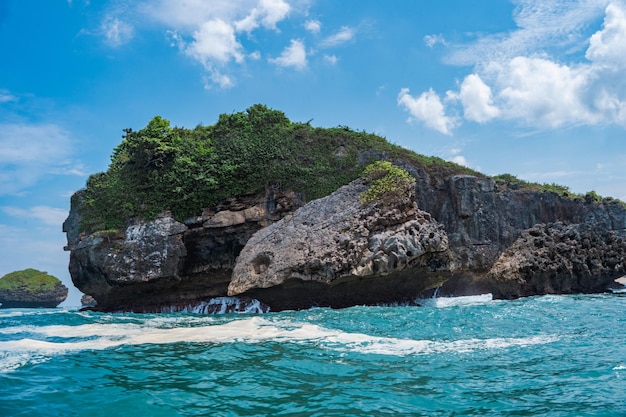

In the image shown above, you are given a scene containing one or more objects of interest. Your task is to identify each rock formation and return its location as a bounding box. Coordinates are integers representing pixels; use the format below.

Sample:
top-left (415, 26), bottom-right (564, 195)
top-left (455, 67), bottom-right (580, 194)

top-left (64, 188), bottom-right (302, 312)
top-left (0, 269), bottom-right (68, 308)
top-left (483, 222), bottom-right (626, 299)
top-left (64, 161), bottom-right (626, 312)
top-left (228, 179), bottom-right (451, 310)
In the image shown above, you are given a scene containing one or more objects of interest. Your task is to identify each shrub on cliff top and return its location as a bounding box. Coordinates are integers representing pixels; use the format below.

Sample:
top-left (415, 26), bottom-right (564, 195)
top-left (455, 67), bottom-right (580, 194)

top-left (359, 161), bottom-right (414, 205)
top-left (0, 269), bottom-right (61, 293)
top-left (79, 104), bottom-right (479, 232)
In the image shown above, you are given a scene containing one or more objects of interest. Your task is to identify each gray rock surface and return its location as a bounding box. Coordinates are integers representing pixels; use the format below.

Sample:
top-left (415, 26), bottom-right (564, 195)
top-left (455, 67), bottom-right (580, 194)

top-left (228, 180), bottom-right (452, 309)
top-left (64, 158), bottom-right (626, 312)
top-left (483, 222), bottom-right (626, 298)
top-left (64, 188), bottom-right (303, 311)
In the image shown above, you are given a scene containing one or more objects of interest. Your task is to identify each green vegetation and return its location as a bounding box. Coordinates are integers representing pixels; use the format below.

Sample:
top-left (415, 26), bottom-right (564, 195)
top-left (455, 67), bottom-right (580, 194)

top-left (79, 104), bottom-right (479, 232)
top-left (0, 269), bottom-right (61, 294)
top-left (494, 173), bottom-right (579, 199)
top-left (359, 161), bottom-right (414, 205)
top-left (585, 190), bottom-right (602, 203)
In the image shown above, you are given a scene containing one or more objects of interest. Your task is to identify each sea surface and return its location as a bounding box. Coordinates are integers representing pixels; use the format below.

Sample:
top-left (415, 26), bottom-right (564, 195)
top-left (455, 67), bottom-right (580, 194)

top-left (1, 293), bottom-right (625, 416)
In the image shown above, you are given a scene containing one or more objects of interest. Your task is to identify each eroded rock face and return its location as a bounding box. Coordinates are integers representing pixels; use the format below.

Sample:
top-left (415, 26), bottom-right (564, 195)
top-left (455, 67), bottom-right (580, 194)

top-left (228, 180), bottom-right (452, 309)
top-left (64, 161), bottom-right (626, 312)
top-left (64, 189), bottom-right (303, 311)
top-left (483, 222), bottom-right (626, 298)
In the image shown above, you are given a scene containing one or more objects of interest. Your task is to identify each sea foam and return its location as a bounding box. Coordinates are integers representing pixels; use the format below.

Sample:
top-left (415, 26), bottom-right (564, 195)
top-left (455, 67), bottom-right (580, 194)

top-left (0, 316), bottom-right (558, 372)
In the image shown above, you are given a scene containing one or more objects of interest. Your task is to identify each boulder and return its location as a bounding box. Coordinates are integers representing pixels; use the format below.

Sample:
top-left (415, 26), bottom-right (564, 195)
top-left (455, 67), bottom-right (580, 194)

top-left (228, 179), bottom-right (452, 310)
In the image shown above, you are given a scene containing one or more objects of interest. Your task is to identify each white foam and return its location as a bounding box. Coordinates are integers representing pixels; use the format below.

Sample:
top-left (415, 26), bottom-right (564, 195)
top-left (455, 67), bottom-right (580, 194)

top-left (0, 316), bottom-right (559, 373)
top-left (160, 297), bottom-right (269, 314)
top-left (420, 293), bottom-right (494, 308)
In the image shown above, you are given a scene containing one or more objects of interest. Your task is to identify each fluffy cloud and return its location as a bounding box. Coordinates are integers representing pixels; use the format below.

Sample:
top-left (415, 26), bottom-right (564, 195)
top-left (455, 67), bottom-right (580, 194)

top-left (269, 39), bottom-right (307, 70)
top-left (234, 0), bottom-right (291, 32)
top-left (496, 57), bottom-right (595, 127)
top-left (141, 0), bottom-right (298, 88)
top-left (397, 88), bottom-right (456, 135)
top-left (401, 1), bottom-right (626, 133)
top-left (450, 74), bottom-right (500, 123)
top-left (304, 19), bottom-right (321, 34)
top-left (586, 2), bottom-right (626, 69)
top-left (184, 19), bottom-right (244, 65)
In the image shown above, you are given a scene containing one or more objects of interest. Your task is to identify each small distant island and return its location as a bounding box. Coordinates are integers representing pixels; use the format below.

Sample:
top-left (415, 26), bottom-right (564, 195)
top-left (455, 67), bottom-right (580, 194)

top-left (0, 269), bottom-right (68, 308)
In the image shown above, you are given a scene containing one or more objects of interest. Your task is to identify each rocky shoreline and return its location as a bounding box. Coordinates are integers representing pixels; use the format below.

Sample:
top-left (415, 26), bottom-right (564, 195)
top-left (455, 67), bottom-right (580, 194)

top-left (63, 159), bottom-right (626, 313)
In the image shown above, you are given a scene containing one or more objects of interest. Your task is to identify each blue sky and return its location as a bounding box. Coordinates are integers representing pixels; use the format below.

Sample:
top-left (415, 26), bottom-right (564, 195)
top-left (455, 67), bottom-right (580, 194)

top-left (2, 0), bottom-right (626, 306)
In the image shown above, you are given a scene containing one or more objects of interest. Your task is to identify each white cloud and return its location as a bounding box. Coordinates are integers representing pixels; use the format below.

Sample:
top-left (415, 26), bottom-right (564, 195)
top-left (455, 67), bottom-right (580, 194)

top-left (234, 0), bottom-right (291, 32)
top-left (204, 69), bottom-right (235, 90)
top-left (320, 26), bottom-right (355, 47)
top-left (397, 88), bottom-right (456, 135)
top-left (269, 39), bottom-right (307, 70)
top-left (404, 1), bottom-right (626, 132)
top-left (586, 2), bottom-right (626, 69)
top-left (3, 206), bottom-right (69, 227)
top-left (183, 19), bottom-right (245, 65)
top-left (257, 0), bottom-right (291, 29)
top-left (305, 19), bottom-right (321, 34)
top-left (101, 15), bottom-right (134, 47)
top-left (496, 56), bottom-right (596, 127)
top-left (0, 124), bottom-right (78, 195)
top-left (450, 74), bottom-right (500, 123)
top-left (324, 54), bottom-right (338, 65)
top-left (424, 34), bottom-right (447, 48)
top-left (447, 0), bottom-right (609, 67)
top-left (139, 0), bottom-right (300, 88)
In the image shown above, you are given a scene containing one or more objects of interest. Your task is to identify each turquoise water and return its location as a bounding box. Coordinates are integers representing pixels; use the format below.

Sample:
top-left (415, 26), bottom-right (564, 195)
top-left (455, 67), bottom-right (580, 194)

top-left (1, 294), bottom-right (625, 416)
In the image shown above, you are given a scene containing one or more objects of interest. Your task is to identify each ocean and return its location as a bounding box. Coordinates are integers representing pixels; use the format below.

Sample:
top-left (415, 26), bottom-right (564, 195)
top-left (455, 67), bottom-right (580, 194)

top-left (1, 293), bottom-right (625, 416)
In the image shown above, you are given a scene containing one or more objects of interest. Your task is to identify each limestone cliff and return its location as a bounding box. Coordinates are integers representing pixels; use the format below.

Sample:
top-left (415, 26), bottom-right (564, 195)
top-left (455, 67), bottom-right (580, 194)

top-left (63, 188), bottom-right (302, 311)
top-left (64, 160), bottom-right (626, 312)
top-left (484, 222), bottom-right (626, 298)
top-left (228, 180), bottom-right (451, 310)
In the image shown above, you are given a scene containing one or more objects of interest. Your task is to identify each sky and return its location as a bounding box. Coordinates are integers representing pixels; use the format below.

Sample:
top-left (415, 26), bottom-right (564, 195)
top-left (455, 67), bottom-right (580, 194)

top-left (2, 0), bottom-right (626, 306)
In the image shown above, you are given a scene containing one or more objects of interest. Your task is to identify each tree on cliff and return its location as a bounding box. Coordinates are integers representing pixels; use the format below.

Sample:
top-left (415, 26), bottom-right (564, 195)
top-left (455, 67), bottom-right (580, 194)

top-left (79, 104), bottom-right (478, 232)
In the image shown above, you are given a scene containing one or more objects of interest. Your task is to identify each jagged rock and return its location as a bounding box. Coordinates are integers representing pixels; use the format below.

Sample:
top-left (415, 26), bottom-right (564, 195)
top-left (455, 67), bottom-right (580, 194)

top-left (228, 179), bottom-right (452, 310)
top-left (482, 222), bottom-right (626, 298)
top-left (64, 159), bottom-right (626, 311)
top-left (80, 294), bottom-right (97, 308)
top-left (63, 189), bottom-right (303, 312)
